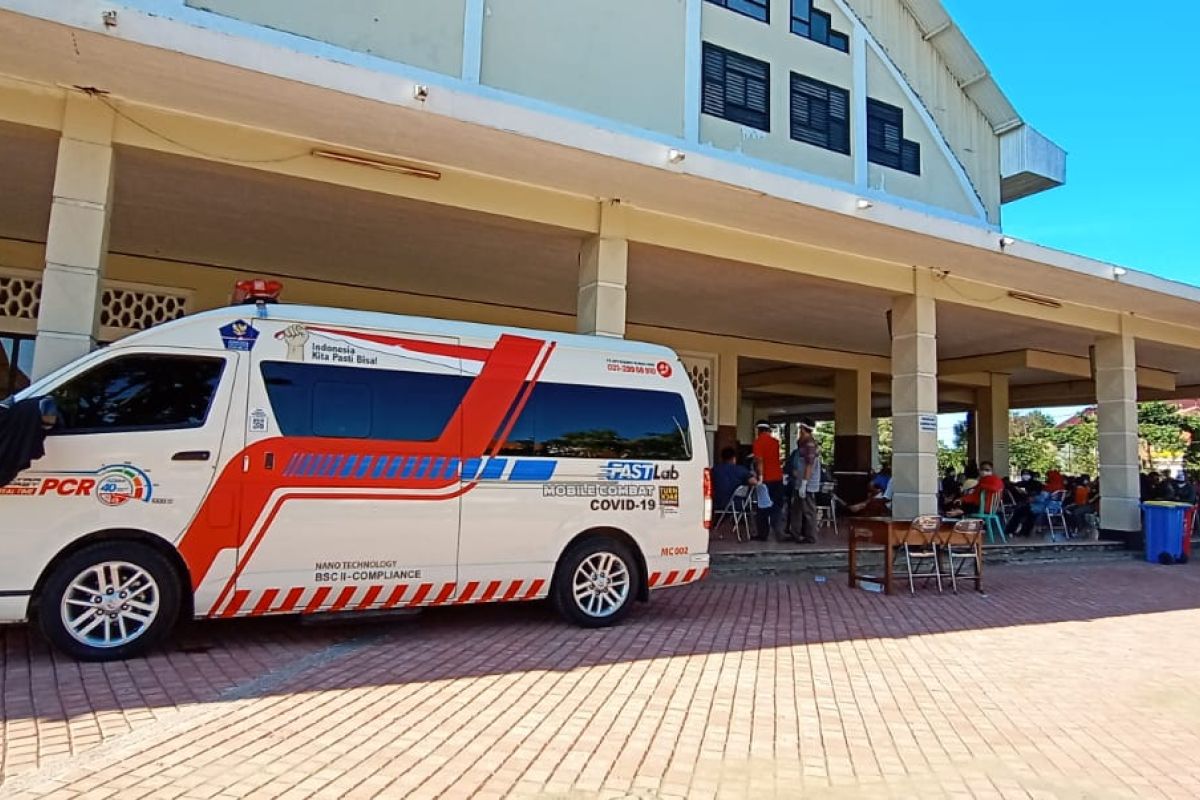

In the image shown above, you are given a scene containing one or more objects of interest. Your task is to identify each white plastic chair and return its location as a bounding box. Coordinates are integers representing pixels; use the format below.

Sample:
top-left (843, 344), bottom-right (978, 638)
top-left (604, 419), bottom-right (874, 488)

top-left (815, 481), bottom-right (838, 532)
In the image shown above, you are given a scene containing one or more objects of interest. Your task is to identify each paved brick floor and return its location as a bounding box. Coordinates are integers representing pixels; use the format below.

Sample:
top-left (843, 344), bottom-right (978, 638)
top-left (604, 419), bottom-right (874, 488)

top-left (3, 560), bottom-right (1200, 799)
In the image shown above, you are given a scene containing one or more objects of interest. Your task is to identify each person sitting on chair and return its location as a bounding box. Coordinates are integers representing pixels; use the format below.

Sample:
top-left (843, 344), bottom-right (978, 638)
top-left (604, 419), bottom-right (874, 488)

top-left (712, 447), bottom-right (752, 515)
top-left (847, 471), bottom-right (894, 517)
top-left (960, 461), bottom-right (1004, 515)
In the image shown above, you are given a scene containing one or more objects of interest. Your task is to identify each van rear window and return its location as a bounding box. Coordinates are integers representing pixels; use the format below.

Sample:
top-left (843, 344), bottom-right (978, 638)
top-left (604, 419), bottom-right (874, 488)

top-left (496, 383), bottom-right (693, 461)
top-left (260, 362), bottom-right (470, 442)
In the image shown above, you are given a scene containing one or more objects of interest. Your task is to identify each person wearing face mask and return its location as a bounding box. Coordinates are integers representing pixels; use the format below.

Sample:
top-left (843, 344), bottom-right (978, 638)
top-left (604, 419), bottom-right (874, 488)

top-left (960, 461), bottom-right (1005, 515)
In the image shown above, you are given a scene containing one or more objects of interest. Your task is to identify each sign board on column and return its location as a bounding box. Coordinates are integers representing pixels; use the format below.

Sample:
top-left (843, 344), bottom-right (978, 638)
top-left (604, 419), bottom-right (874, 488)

top-left (919, 415), bottom-right (938, 433)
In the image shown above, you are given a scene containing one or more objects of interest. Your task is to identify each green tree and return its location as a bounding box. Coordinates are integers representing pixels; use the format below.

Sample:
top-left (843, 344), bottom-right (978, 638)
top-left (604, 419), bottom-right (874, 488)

top-left (1138, 401), bottom-right (1188, 468)
top-left (1008, 411), bottom-right (1060, 476)
top-left (813, 421), bottom-right (835, 467)
top-left (876, 417), bottom-right (892, 466)
top-left (1045, 410), bottom-right (1099, 476)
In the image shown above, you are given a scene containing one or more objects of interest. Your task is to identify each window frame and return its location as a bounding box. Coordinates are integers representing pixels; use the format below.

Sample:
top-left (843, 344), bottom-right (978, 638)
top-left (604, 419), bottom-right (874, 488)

top-left (789, 73), bottom-right (851, 155)
top-left (866, 98), bottom-right (921, 176)
top-left (47, 351), bottom-right (229, 437)
top-left (790, 0), bottom-right (849, 53)
top-left (701, 42), bottom-right (772, 133)
top-left (704, 0), bottom-right (769, 24)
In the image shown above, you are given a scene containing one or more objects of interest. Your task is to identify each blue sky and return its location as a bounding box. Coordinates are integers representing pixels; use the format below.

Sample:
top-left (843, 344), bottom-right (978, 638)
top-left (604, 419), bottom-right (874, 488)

top-left (942, 0), bottom-right (1199, 288)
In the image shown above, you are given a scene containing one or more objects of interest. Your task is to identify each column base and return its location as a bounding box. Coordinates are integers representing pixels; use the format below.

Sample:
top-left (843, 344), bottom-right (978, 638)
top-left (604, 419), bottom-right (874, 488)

top-left (1099, 528), bottom-right (1142, 550)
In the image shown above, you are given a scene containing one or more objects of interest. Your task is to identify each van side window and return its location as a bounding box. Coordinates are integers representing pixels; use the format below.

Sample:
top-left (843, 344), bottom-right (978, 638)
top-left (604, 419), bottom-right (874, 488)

top-left (260, 362), bottom-right (470, 441)
top-left (51, 354), bottom-right (226, 434)
top-left (497, 383), bottom-right (693, 461)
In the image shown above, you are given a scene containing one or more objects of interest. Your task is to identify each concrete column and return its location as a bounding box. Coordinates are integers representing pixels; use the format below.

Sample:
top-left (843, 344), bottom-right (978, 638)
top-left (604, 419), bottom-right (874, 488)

top-left (33, 93), bottom-right (115, 378)
top-left (1094, 333), bottom-right (1141, 536)
top-left (714, 352), bottom-right (739, 461)
top-left (964, 410), bottom-right (978, 466)
top-left (737, 398), bottom-right (755, 445)
top-left (976, 373), bottom-right (1011, 477)
top-left (890, 291), bottom-right (939, 518)
top-left (576, 201), bottom-right (627, 338)
top-left (834, 369), bottom-right (873, 501)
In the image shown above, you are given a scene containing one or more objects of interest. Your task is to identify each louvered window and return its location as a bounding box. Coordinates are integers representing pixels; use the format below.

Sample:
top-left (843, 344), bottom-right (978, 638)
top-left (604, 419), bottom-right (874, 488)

top-left (791, 0), bottom-right (849, 52)
top-left (867, 98), bottom-right (921, 175)
top-left (702, 43), bottom-right (770, 132)
top-left (790, 74), bottom-right (850, 155)
top-left (704, 0), bottom-right (768, 24)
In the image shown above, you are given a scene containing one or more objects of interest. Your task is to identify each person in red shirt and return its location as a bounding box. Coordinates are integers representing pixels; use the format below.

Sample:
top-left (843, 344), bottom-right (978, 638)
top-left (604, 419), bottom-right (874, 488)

top-left (961, 460), bottom-right (1005, 514)
top-left (752, 421), bottom-right (784, 540)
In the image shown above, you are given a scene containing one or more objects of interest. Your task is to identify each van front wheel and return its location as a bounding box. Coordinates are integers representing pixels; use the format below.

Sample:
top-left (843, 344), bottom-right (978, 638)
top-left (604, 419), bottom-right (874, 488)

top-left (552, 538), bottom-right (640, 627)
top-left (37, 542), bottom-right (180, 661)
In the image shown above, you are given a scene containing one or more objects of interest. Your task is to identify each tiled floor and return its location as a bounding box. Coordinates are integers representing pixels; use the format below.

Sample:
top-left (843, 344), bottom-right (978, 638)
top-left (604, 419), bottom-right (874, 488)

top-left (3, 560), bottom-right (1200, 798)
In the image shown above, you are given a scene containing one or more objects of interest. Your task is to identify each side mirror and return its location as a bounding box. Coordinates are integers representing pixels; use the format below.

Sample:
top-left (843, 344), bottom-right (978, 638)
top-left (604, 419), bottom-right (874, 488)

top-left (37, 395), bottom-right (58, 430)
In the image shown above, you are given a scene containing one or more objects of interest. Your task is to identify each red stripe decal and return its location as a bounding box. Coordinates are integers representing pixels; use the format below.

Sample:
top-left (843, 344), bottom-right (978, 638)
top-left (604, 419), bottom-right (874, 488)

top-left (479, 580), bottom-right (502, 603)
top-left (303, 586), bottom-right (332, 614)
top-left (357, 585), bottom-right (383, 610)
top-left (664, 571), bottom-right (679, 587)
top-left (700, 567), bottom-right (711, 581)
top-left (649, 572), bottom-right (662, 588)
top-left (522, 579), bottom-right (546, 600)
top-left (330, 586), bottom-right (357, 612)
top-left (502, 580), bottom-right (524, 601)
top-left (407, 583), bottom-right (434, 607)
top-left (220, 589), bottom-right (251, 618)
top-left (251, 588), bottom-right (279, 616)
top-left (682, 569), bottom-right (697, 583)
top-left (456, 581), bottom-right (480, 604)
top-left (487, 342), bottom-right (557, 459)
top-left (382, 585), bottom-right (408, 609)
top-left (278, 587), bottom-right (305, 612)
top-left (432, 583), bottom-right (457, 605)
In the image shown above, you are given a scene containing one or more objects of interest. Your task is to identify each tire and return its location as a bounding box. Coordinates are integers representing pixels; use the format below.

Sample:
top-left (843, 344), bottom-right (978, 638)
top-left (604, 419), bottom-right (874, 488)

top-left (551, 536), bottom-right (640, 628)
top-left (36, 541), bottom-right (181, 661)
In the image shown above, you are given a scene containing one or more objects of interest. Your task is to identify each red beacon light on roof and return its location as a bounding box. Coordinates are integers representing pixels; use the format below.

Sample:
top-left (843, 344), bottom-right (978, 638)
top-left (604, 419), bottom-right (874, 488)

top-left (232, 279), bottom-right (283, 317)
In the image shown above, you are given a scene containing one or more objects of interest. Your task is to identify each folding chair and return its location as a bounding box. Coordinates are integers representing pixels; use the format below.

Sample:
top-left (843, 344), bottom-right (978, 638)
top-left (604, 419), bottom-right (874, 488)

top-left (894, 514), bottom-right (943, 595)
top-left (1044, 490), bottom-right (1069, 541)
top-left (712, 484), bottom-right (753, 543)
top-left (940, 518), bottom-right (984, 593)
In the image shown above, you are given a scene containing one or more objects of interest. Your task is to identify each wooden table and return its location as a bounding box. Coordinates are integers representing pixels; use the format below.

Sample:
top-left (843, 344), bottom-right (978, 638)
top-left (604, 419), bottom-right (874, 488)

top-left (847, 516), bottom-right (984, 595)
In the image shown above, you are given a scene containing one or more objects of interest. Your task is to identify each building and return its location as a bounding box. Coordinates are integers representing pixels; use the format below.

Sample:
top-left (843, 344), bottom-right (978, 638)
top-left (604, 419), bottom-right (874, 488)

top-left (1, 0), bottom-right (1198, 543)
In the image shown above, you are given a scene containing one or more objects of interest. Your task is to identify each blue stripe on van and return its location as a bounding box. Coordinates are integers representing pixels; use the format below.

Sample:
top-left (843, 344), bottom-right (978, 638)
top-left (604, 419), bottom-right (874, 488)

top-left (371, 457), bottom-right (388, 479)
top-left (413, 456), bottom-right (431, 478)
top-left (480, 458), bottom-right (507, 481)
top-left (355, 456), bottom-right (373, 479)
top-left (509, 461), bottom-right (557, 482)
top-left (443, 458), bottom-right (460, 480)
top-left (339, 456), bottom-right (358, 477)
top-left (400, 457), bottom-right (418, 479)
top-left (386, 456), bottom-right (404, 479)
top-left (460, 458), bottom-right (483, 481)
top-left (299, 454), bottom-right (317, 476)
top-left (283, 453), bottom-right (302, 477)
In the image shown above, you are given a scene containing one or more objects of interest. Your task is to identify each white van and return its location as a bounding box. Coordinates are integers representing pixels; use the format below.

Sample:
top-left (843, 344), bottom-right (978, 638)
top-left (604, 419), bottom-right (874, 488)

top-left (0, 294), bottom-right (711, 660)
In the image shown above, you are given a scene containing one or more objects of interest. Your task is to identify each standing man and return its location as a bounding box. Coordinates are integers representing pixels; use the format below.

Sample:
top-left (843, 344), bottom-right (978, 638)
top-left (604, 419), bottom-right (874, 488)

top-left (752, 421), bottom-right (784, 540)
top-left (789, 419), bottom-right (822, 544)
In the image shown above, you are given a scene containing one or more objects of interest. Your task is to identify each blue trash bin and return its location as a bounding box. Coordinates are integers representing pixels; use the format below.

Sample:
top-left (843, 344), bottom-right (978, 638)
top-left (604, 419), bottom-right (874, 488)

top-left (1141, 502), bottom-right (1191, 563)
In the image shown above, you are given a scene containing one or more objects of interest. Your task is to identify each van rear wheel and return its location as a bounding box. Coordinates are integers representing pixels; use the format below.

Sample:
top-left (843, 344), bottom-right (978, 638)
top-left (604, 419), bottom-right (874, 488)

top-left (37, 542), bottom-right (180, 662)
top-left (552, 537), bottom-right (639, 627)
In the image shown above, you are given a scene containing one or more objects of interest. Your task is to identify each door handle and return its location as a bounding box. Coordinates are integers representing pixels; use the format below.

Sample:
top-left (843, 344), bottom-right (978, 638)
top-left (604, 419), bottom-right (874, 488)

top-left (172, 450), bottom-right (211, 462)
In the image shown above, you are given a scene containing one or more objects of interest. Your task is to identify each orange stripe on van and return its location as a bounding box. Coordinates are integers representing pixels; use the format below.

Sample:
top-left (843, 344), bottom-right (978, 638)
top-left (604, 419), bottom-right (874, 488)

top-left (682, 569), bottom-right (697, 584)
top-left (407, 583), bottom-right (433, 607)
top-left (303, 586), bottom-right (332, 614)
top-left (220, 589), bottom-right (250, 618)
top-left (648, 572), bottom-right (662, 588)
top-left (432, 583), bottom-right (457, 605)
top-left (251, 589), bottom-right (279, 616)
top-left (382, 585), bottom-right (408, 608)
top-left (522, 579), bottom-right (545, 600)
top-left (455, 581), bottom-right (480, 604)
top-left (700, 567), bottom-right (710, 581)
top-left (357, 585), bottom-right (383, 610)
top-left (278, 586), bottom-right (305, 612)
top-left (664, 571), bottom-right (679, 587)
top-left (479, 580), bottom-right (502, 602)
top-left (502, 580), bottom-right (524, 601)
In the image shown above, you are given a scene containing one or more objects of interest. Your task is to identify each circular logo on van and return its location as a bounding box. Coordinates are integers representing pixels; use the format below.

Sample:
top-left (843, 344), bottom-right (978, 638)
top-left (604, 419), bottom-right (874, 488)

top-left (95, 466), bottom-right (153, 507)
top-left (656, 361), bottom-right (673, 378)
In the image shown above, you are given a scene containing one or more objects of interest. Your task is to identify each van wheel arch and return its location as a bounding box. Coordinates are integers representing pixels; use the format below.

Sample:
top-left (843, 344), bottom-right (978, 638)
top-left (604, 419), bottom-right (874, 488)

top-left (556, 527), bottom-right (649, 602)
top-left (29, 529), bottom-right (194, 624)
